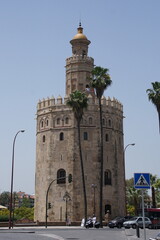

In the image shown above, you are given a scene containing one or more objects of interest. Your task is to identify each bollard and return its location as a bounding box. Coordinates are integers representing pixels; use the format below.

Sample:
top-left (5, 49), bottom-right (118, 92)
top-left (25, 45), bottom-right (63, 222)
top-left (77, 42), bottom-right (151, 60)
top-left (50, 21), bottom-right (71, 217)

top-left (136, 225), bottom-right (140, 238)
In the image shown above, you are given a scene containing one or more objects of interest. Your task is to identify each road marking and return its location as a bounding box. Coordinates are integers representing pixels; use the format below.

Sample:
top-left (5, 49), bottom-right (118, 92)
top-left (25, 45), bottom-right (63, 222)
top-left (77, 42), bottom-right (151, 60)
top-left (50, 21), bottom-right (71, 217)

top-left (38, 233), bottom-right (64, 240)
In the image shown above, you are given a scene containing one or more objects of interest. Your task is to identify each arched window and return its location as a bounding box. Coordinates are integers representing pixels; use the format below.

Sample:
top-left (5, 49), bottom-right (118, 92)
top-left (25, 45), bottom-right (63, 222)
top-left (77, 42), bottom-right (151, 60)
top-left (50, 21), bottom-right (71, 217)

top-left (60, 132), bottom-right (64, 141)
top-left (89, 117), bottom-right (92, 124)
top-left (81, 118), bottom-right (83, 124)
top-left (108, 119), bottom-right (112, 127)
top-left (57, 118), bottom-right (60, 125)
top-left (41, 121), bottom-right (44, 128)
top-left (105, 204), bottom-right (111, 214)
top-left (65, 117), bottom-right (69, 124)
top-left (83, 132), bottom-right (88, 140)
top-left (105, 134), bottom-right (109, 142)
top-left (82, 50), bottom-right (86, 58)
top-left (104, 170), bottom-right (112, 185)
top-left (46, 119), bottom-right (49, 126)
top-left (42, 135), bottom-right (45, 143)
top-left (57, 169), bottom-right (66, 184)
top-left (103, 118), bottom-right (105, 125)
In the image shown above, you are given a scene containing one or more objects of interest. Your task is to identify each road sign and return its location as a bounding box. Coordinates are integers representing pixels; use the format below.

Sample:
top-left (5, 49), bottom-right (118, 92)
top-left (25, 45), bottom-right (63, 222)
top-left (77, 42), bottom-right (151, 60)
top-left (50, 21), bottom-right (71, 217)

top-left (134, 173), bottom-right (150, 189)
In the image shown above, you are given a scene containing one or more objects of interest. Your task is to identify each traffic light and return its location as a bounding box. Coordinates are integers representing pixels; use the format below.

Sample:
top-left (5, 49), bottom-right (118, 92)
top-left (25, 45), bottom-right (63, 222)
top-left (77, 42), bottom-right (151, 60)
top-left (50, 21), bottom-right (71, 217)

top-left (48, 202), bottom-right (51, 209)
top-left (68, 174), bottom-right (72, 183)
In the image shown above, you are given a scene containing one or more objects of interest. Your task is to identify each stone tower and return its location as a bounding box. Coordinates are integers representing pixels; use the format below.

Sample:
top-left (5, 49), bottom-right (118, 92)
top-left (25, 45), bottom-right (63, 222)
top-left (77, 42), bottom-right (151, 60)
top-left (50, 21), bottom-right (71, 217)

top-left (34, 24), bottom-right (126, 224)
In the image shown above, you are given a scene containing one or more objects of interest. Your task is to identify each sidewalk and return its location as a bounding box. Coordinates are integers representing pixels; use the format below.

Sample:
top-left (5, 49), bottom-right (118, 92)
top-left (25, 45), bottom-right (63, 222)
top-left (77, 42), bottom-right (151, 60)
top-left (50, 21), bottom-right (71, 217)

top-left (125, 228), bottom-right (160, 240)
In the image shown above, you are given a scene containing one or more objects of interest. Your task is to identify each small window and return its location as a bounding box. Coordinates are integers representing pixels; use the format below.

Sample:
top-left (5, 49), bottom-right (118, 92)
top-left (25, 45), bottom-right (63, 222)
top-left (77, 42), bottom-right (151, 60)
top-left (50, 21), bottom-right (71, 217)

top-left (81, 118), bottom-right (83, 124)
top-left (105, 204), bottom-right (111, 214)
top-left (42, 135), bottom-right (45, 143)
top-left (46, 119), bottom-right (49, 126)
top-left (57, 118), bottom-right (60, 125)
top-left (82, 50), bottom-right (86, 58)
top-left (84, 132), bottom-right (88, 140)
top-left (103, 118), bottom-right (105, 125)
top-left (60, 132), bottom-right (64, 141)
top-left (105, 134), bottom-right (109, 142)
top-left (108, 119), bottom-right (112, 127)
top-left (57, 169), bottom-right (66, 184)
top-left (41, 121), bottom-right (44, 128)
top-left (89, 117), bottom-right (92, 124)
top-left (65, 117), bottom-right (69, 124)
top-left (104, 170), bottom-right (112, 185)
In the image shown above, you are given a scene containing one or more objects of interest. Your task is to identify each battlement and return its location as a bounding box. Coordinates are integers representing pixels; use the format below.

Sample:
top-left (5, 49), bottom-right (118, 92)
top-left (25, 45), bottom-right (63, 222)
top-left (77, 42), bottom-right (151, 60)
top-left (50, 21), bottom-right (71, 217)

top-left (37, 94), bottom-right (123, 112)
top-left (66, 55), bottom-right (94, 65)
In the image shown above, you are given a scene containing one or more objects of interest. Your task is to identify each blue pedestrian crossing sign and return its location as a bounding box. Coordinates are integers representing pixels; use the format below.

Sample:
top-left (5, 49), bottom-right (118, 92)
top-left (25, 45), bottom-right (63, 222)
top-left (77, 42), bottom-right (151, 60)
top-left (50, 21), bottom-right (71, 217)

top-left (134, 173), bottom-right (150, 189)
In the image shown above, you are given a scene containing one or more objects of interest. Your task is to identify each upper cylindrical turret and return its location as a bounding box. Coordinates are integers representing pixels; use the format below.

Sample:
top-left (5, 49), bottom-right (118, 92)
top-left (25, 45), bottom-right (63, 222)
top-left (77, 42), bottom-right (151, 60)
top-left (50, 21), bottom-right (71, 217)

top-left (70, 22), bottom-right (91, 56)
top-left (65, 24), bottom-right (94, 96)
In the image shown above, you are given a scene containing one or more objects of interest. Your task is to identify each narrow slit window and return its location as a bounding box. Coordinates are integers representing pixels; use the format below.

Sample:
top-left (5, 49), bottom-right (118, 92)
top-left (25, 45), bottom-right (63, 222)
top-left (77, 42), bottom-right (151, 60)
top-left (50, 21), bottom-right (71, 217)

top-left (84, 132), bottom-right (88, 140)
top-left (42, 135), bottom-right (45, 143)
top-left (60, 132), bottom-right (64, 141)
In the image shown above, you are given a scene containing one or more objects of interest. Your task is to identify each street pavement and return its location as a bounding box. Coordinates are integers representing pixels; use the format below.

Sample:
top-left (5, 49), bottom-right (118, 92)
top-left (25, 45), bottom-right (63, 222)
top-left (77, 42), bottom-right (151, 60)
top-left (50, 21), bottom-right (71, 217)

top-left (0, 226), bottom-right (160, 240)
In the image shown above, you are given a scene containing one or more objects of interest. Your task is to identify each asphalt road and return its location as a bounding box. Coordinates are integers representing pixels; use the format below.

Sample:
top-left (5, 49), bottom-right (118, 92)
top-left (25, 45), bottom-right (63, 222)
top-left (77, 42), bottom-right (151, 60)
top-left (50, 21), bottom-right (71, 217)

top-left (0, 226), bottom-right (160, 240)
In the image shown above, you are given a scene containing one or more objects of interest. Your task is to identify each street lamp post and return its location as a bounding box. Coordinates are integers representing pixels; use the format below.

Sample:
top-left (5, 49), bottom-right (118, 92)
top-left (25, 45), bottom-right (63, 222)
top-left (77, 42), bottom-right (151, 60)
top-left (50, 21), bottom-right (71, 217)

top-left (9, 130), bottom-right (25, 229)
top-left (63, 191), bottom-right (71, 225)
top-left (124, 143), bottom-right (135, 153)
top-left (124, 143), bottom-right (135, 215)
top-left (91, 184), bottom-right (97, 216)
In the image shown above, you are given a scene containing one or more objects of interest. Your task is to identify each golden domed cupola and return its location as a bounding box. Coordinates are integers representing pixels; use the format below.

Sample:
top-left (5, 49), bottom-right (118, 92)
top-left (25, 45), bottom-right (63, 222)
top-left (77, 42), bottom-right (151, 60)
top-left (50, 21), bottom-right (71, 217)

top-left (70, 22), bottom-right (91, 56)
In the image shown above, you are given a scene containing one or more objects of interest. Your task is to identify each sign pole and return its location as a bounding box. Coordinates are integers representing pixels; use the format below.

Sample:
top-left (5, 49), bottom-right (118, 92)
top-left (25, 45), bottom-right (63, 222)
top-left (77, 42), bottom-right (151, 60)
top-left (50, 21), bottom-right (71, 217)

top-left (134, 173), bottom-right (150, 240)
top-left (141, 190), bottom-right (146, 240)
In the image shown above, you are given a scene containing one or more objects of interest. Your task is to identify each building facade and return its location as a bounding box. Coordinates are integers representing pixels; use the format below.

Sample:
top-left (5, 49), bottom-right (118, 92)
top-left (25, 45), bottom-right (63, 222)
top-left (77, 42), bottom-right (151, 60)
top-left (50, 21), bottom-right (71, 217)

top-left (34, 24), bottom-right (126, 223)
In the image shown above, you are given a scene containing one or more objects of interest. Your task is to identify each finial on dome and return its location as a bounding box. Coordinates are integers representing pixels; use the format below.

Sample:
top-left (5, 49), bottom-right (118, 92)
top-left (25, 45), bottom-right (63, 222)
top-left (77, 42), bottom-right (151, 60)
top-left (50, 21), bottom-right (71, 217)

top-left (71, 22), bottom-right (90, 42)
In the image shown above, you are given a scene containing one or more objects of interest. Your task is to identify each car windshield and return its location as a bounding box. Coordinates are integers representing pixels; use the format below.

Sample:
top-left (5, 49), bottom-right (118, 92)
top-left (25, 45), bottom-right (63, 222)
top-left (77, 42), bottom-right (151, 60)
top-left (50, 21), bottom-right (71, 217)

top-left (130, 217), bottom-right (138, 221)
top-left (113, 217), bottom-right (122, 220)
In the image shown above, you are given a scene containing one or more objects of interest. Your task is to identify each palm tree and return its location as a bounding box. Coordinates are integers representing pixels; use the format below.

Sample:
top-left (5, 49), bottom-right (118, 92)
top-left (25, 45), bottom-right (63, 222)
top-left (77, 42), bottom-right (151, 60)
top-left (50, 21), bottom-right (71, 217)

top-left (150, 174), bottom-right (157, 208)
top-left (126, 178), bottom-right (149, 215)
top-left (126, 186), bottom-right (141, 215)
top-left (67, 90), bottom-right (88, 223)
top-left (89, 66), bottom-right (112, 227)
top-left (146, 81), bottom-right (160, 133)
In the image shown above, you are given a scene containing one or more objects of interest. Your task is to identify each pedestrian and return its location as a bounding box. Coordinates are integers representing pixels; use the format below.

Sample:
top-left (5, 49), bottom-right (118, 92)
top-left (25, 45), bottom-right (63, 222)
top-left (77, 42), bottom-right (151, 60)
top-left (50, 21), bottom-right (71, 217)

top-left (92, 215), bottom-right (96, 227)
top-left (67, 216), bottom-right (71, 226)
top-left (81, 218), bottom-right (85, 227)
top-left (104, 210), bottom-right (110, 226)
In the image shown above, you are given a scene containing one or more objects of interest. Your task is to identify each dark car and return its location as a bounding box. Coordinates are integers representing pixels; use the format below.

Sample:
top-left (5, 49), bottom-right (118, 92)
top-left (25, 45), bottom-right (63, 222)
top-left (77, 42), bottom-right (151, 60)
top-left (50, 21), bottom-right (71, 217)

top-left (108, 217), bottom-right (126, 228)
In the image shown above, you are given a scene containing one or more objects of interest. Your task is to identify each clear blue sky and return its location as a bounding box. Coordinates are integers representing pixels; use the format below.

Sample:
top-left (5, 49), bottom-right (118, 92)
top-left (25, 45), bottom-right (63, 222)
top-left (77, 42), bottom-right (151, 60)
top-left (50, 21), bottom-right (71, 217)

top-left (0, 0), bottom-right (159, 194)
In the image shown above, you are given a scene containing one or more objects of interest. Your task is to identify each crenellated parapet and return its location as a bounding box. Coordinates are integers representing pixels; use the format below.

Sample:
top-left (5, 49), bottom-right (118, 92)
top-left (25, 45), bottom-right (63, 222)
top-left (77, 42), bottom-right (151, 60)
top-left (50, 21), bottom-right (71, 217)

top-left (37, 94), bottom-right (123, 113)
top-left (66, 55), bottom-right (94, 65)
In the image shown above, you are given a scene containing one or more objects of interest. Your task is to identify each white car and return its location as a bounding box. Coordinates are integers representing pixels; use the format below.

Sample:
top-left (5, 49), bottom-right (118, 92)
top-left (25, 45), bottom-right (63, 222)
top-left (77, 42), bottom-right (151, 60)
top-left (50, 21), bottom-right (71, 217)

top-left (123, 216), bottom-right (152, 229)
top-left (149, 232), bottom-right (160, 240)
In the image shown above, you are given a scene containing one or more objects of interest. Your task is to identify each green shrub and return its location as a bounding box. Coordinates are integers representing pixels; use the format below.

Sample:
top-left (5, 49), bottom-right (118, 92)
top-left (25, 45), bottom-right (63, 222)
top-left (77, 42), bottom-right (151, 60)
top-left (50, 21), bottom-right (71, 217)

top-left (0, 215), bottom-right (9, 222)
top-left (14, 207), bottom-right (34, 220)
top-left (0, 207), bottom-right (34, 222)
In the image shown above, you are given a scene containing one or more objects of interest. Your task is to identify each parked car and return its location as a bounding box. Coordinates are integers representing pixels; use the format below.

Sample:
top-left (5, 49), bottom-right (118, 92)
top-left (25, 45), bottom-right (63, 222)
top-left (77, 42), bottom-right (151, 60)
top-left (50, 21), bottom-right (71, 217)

top-left (149, 232), bottom-right (160, 240)
top-left (108, 216), bottom-right (133, 228)
top-left (123, 216), bottom-right (152, 229)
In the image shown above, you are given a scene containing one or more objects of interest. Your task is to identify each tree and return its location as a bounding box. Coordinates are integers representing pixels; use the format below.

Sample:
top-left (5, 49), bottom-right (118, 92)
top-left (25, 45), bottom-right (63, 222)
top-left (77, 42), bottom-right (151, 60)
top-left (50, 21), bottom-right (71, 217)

top-left (146, 81), bottom-right (160, 133)
top-left (150, 174), bottom-right (157, 208)
top-left (150, 175), bottom-right (160, 208)
top-left (67, 90), bottom-right (88, 223)
top-left (89, 66), bottom-right (112, 227)
top-left (0, 191), bottom-right (10, 207)
top-left (126, 178), bottom-right (149, 215)
top-left (21, 198), bottom-right (31, 208)
top-left (126, 178), bottom-right (142, 215)
top-left (14, 207), bottom-right (34, 220)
